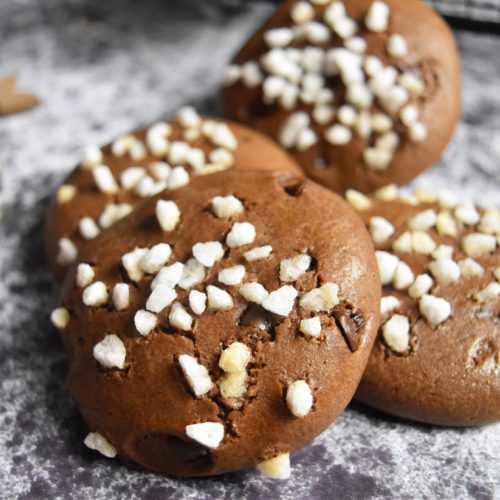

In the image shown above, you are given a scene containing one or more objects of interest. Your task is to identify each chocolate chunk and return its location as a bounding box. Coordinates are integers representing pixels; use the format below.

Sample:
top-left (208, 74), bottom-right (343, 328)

top-left (240, 304), bottom-right (272, 332)
top-left (333, 303), bottom-right (365, 352)
top-left (0, 76), bottom-right (39, 116)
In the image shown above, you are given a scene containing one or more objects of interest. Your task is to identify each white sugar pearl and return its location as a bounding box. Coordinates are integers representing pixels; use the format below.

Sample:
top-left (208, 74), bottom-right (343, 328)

top-left (112, 283), bottom-right (130, 311)
top-left (382, 314), bottom-right (410, 353)
top-left (419, 295), bottom-right (451, 326)
top-left (146, 284), bottom-right (176, 313)
top-left (369, 216), bottom-right (395, 244)
top-left (185, 422), bottom-right (224, 449)
top-left (286, 380), bottom-right (313, 417)
top-left (365, 1), bottom-right (390, 32)
top-left (262, 285), bottom-right (298, 316)
top-left (226, 222), bottom-right (256, 248)
top-left (92, 165), bottom-right (118, 194)
top-left (193, 241), bottom-right (224, 267)
top-left (257, 453), bottom-right (290, 480)
top-left (84, 432), bottom-right (116, 458)
top-left (134, 309), bottom-right (157, 336)
top-left (387, 34), bottom-right (408, 58)
top-left (376, 251), bottom-right (400, 285)
top-left (189, 290), bottom-right (207, 315)
top-left (299, 317), bottom-right (322, 338)
top-left (93, 334), bottom-right (126, 369)
top-left (82, 282), bottom-right (108, 307)
top-left (76, 263), bottom-right (95, 288)
top-left (50, 307), bottom-right (70, 329)
top-left (178, 355), bottom-right (213, 396)
top-left (239, 282), bottom-right (269, 305)
top-left (156, 200), bottom-right (181, 232)
top-left (169, 303), bottom-right (193, 331)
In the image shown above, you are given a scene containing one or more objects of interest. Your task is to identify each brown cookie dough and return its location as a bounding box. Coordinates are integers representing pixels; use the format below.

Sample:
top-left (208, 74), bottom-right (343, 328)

top-left (223, 0), bottom-right (460, 194)
top-left (346, 186), bottom-right (500, 426)
top-left (50, 170), bottom-right (380, 477)
top-left (45, 108), bottom-right (302, 280)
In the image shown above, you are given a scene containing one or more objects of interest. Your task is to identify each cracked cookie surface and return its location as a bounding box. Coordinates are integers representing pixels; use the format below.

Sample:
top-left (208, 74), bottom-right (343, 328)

top-left (53, 169), bottom-right (380, 477)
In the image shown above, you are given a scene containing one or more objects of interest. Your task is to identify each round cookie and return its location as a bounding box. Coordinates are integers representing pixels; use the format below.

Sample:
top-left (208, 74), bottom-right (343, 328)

top-left (223, 0), bottom-right (460, 194)
top-left (346, 186), bottom-right (500, 426)
top-left (45, 107), bottom-right (302, 280)
top-left (50, 169), bottom-right (380, 477)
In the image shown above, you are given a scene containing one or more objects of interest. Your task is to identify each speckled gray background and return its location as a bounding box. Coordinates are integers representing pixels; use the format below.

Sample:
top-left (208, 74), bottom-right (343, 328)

top-left (1, 1), bottom-right (499, 498)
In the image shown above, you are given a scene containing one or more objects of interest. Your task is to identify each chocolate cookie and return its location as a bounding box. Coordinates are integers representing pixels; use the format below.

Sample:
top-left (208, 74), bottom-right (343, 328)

top-left (345, 186), bottom-right (500, 426)
top-left (45, 108), bottom-right (301, 280)
top-left (50, 169), bottom-right (380, 477)
top-left (223, 0), bottom-right (460, 194)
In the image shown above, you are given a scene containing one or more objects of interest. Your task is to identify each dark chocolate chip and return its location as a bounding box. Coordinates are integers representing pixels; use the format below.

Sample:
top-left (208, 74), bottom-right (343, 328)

top-left (333, 303), bottom-right (365, 352)
top-left (240, 304), bottom-right (272, 332)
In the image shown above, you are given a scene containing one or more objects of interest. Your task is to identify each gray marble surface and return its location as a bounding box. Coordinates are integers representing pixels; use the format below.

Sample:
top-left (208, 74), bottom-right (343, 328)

top-left (1, 1), bottom-right (499, 498)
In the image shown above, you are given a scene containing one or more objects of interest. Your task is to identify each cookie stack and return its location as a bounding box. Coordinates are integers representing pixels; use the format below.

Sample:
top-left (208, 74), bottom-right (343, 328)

top-left (47, 0), bottom-right (499, 480)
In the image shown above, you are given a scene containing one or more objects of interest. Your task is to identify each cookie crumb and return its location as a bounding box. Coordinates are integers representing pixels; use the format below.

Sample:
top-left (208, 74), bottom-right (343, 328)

top-left (84, 432), bottom-right (117, 458)
top-left (286, 380), bottom-right (313, 417)
top-left (93, 334), bottom-right (126, 369)
top-left (178, 354), bottom-right (213, 396)
top-left (185, 422), bottom-right (224, 449)
top-left (50, 307), bottom-right (70, 329)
